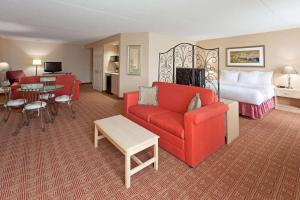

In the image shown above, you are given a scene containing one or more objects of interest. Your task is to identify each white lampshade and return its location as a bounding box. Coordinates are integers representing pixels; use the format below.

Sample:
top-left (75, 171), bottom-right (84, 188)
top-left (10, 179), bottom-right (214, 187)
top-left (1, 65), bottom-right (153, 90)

top-left (282, 66), bottom-right (298, 75)
top-left (32, 59), bottom-right (42, 66)
top-left (0, 61), bottom-right (9, 71)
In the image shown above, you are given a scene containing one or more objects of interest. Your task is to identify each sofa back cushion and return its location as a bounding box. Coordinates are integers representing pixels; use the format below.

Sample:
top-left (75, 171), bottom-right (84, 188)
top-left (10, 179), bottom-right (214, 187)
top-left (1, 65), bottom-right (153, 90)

top-left (152, 82), bottom-right (216, 114)
top-left (20, 76), bottom-right (40, 83)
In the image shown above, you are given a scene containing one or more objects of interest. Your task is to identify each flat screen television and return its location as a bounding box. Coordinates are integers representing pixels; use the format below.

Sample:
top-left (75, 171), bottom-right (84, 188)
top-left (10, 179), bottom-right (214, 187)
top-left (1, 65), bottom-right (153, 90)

top-left (44, 62), bottom-right (62, 73)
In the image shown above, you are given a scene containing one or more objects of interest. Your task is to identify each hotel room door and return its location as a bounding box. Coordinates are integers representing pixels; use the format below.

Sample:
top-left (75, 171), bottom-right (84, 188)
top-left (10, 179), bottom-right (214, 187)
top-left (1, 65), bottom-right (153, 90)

top-left (93, 47), bottom-right (104, 91)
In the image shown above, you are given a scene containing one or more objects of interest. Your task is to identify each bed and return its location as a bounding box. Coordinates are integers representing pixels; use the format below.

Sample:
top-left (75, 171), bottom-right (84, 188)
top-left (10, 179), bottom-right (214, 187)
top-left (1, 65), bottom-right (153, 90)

top-left (157, 43), bottom-right (274, 119)
top-left (216, 70), bottom-right (275, 119)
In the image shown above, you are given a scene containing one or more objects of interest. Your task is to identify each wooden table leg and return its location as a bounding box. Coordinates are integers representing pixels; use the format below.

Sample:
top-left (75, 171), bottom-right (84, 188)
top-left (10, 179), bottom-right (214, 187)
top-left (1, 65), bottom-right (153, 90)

top-left (154, 142), bottom-right (158, 170)
top-left (125, 154), bottom-right (131, 188)
top-left (94, 125), bottom-right (98, 148)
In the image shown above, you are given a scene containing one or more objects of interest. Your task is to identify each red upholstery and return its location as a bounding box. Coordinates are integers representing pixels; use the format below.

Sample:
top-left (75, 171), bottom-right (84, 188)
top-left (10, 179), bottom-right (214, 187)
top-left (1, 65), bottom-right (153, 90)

top-left (11, 74), bottom-right (80, 101)
top-left (124, 82), bottom-right (228, 167)
top-left (150, 112), bottom-right (184, 139)
top-left (153, 82), bottom-right (216, 114)
top-left (129, 105), bottom-right (169, 122)
top-left (6, 70), bottom-right (26, 84)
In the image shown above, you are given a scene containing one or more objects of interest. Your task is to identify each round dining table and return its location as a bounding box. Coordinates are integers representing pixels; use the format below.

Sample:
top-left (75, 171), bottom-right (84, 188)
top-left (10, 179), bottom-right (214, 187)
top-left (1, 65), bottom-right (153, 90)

top-left (17, 84), bottom-right (64, 93)
top-left (16, 84), bottom-right (65, 129)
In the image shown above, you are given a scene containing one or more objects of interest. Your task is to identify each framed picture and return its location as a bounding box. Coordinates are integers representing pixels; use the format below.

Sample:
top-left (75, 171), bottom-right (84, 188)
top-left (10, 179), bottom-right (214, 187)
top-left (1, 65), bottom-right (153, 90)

top-left (226, 45), bottom-right (265, 67)
top-left (127, 45), bottom-right (141, 75)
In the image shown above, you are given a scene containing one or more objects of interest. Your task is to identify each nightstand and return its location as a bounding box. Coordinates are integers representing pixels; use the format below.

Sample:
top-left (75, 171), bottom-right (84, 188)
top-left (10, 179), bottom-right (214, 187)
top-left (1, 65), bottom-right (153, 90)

top-left (221, 98), bottom-right (239, 144)
top-left (275, 87), bottom-right (300, 113)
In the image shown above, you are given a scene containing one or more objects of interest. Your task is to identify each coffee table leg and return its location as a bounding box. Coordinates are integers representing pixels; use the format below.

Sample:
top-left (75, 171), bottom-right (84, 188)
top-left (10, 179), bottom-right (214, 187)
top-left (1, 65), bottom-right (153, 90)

top-left (125, 154), bottom-right (131, 188)
top-left (94, 126), bottom-right (98, 148)
top-left (154, 142), bottom-right (158, 170)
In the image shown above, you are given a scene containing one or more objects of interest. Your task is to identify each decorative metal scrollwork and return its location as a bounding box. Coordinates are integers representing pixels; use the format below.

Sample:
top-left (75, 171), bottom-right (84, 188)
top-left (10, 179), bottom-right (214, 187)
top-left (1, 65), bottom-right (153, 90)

top-left (159, 50), bottom-right (173, 83)
top-left (158, 43), bottom-right (220, 100)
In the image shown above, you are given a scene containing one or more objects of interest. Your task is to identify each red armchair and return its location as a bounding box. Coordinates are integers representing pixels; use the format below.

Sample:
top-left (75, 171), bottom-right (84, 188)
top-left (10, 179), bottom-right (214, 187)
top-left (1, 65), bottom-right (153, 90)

top-left (124, 82), bottom-right (228, 167)
top-left (6, 70), bottom-right (26, 84)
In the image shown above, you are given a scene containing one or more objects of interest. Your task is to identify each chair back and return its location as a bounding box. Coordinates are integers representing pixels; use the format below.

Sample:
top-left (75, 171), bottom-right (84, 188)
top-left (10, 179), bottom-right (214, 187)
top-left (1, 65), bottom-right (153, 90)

top-left (21, 83), bottom-right (44, 103)
top-left (0, 81), bottom-right (11, 104)
top-left (40, 76), bottom-right (56, 86)
top-left (69, 79), bottom-right (76, 99)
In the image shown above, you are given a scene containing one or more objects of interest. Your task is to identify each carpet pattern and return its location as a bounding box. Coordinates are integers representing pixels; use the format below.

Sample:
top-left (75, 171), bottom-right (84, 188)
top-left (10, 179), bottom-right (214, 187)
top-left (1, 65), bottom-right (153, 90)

top-left (0, 85), bottom-right (300, 200)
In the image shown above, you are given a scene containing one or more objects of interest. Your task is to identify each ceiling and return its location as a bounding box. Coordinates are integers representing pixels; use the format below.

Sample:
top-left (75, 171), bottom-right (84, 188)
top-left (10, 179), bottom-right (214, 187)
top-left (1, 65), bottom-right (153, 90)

top-left (0, 0), bottom-right (300, 44)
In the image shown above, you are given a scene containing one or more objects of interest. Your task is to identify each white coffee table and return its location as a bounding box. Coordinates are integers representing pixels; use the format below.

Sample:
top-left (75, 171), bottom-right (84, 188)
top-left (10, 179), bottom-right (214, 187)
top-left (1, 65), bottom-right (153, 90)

top-left (94, 115), bottom-right (159, 188)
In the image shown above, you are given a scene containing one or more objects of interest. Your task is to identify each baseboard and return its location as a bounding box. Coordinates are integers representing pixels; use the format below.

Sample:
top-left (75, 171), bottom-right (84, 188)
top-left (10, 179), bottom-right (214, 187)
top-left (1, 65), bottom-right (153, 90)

top-left (80, 82), bottom-right (92, 85)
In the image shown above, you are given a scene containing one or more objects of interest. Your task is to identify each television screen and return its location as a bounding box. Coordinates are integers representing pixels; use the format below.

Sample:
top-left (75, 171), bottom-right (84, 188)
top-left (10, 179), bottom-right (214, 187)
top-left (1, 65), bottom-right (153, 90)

top-left (44, 62), bottom-right (62, 73)
top-left (176, 68), bottom-right (205, 87)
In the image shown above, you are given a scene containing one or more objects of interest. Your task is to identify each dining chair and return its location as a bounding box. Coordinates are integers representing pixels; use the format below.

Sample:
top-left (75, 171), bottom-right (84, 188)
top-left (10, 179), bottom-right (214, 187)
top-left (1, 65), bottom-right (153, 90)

top-left (39, 76), bottom-right (56, 114)
top-left (2, 81), bottom-right (26, 124)
top-left (39, 76), bottom-right (56, 100)
top-left (54, 79), bottom-right (76, 119)
top-left (21, 83), bottom-right (52, 131)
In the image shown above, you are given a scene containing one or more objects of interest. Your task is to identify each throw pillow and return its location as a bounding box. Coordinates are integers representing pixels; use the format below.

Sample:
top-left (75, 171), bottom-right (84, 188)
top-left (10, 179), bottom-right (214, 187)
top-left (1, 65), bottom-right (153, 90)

top-left (187, 93), bottom-right (202, 112)
top-left (138, 86), bottom-right (158, 106)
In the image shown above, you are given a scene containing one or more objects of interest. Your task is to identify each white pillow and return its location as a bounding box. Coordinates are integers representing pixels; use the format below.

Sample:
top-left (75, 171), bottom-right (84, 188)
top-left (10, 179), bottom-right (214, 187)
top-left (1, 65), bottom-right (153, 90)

top-left (138, 86), bottom-right (158, 106)
top-left (256, 71), bottom-right (273, 86)
top-left (238, 71), bottom-right (259, 84)
top-left (187, 93), bottom-right (202, 112)
top-left (221, 70), bottom-right (239, 83)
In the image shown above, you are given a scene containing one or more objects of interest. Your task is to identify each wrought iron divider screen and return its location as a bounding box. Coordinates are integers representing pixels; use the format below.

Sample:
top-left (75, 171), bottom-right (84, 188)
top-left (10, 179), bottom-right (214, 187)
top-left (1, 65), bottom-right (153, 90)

top-left (158, 43), bottom-right (220, 100)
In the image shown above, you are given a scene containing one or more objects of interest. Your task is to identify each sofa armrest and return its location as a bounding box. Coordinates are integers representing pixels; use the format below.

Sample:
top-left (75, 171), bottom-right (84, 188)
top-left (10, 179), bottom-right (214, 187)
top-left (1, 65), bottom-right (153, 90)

top-left (123, 91), bottom-right (139, 115)
top-left (184, 102), bottom-right (229, 167)
top-left (185, 102), bottom-right (229, 124)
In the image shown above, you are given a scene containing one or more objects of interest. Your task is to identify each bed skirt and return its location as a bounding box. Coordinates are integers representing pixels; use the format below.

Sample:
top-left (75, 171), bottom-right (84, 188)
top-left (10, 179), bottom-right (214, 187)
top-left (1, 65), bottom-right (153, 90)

top-left (239, 97), bottom-right (275, 119)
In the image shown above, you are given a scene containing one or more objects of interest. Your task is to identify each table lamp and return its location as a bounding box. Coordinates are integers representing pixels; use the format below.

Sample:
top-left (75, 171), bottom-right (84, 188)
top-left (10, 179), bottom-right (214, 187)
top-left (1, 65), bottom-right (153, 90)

top-left (0, 61), bottom-right (10, 82)
top-left (282, 65), bottom-right (298, 89)
top-left (32, 59), bottom-right (42, 76)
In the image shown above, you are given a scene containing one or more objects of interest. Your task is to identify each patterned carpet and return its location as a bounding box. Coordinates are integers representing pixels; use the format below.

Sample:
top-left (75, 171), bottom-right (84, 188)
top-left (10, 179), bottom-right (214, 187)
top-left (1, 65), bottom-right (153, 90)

top-left (0, 85), bottom-right (300, 200)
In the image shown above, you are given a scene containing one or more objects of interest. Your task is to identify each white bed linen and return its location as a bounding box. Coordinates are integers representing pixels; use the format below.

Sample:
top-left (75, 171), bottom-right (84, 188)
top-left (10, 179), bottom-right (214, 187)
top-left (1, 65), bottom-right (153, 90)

top-left (209, 81), bottom-right (275, 105)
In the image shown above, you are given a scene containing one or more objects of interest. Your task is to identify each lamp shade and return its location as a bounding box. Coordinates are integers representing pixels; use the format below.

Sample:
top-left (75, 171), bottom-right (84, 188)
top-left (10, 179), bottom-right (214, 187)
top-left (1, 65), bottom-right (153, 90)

top-left (0, 61), bottom-right (9, 71)
top-left (32, 59), bottom-right (42, 66)
top-left (282, 66), bottom-right (298, 75)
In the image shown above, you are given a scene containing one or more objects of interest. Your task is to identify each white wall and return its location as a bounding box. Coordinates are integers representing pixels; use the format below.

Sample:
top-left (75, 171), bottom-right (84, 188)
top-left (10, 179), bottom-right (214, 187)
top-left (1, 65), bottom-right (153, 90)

top-left (148, 32), bottom-right (194, 85)
top-left (198, 28), bottom-right (300, 89)
top-left (119, 32), bottom-right (149, 97)
top-left (88, 32), bottom-right (195, 97)
top-left (0, 37), bottom-right (91, 83)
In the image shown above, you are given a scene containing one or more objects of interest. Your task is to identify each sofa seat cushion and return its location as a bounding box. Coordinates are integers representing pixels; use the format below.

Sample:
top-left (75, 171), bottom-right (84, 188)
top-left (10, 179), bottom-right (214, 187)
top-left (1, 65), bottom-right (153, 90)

top-left (150, 112), bottom-right (184, 139)
top-left (129, 105), bottom-right (169, 122)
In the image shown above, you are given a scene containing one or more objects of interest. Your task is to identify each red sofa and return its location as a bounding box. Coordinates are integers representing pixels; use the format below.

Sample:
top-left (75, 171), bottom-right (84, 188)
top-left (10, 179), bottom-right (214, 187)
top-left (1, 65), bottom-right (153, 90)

top-left (11, 74), bottom-right (80, 101)
top-left (124, 82), bottom-right (228, 167)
